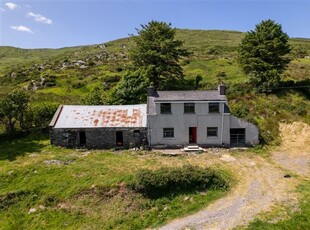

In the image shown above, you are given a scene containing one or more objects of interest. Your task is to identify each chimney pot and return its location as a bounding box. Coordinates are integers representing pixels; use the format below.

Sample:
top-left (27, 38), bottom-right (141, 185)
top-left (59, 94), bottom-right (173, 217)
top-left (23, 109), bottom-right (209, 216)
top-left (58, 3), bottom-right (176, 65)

top-left (147, 86), bottom-right (155, 97)
top-left (218, 84), bottom-right (226, 95)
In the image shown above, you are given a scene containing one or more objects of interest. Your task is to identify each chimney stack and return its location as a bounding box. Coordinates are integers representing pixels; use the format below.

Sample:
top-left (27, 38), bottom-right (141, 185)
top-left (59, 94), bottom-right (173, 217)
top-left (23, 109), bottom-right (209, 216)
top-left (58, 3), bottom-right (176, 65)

top-left (147, 86), bottom-right (155, 97)
top-left (218, 83), bottom-right (226, 95)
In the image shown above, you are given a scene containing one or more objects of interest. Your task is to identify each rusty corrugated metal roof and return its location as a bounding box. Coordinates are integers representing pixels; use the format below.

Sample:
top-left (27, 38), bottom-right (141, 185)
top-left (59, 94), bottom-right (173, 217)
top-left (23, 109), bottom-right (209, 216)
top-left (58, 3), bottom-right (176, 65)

top-left (53, 104), bottom-right (147, 128)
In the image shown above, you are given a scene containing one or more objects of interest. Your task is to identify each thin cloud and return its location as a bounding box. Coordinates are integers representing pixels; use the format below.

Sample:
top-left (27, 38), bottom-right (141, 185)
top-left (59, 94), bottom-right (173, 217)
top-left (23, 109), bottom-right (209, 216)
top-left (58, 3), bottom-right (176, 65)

top-left (28, 12), bottom-right (52, 24)
top-left (0, 7), bottom-right (5, 11)
top-left (11, 25), bottom-right (34, 33)
top-left (5, 2), bottom-right (19, 10)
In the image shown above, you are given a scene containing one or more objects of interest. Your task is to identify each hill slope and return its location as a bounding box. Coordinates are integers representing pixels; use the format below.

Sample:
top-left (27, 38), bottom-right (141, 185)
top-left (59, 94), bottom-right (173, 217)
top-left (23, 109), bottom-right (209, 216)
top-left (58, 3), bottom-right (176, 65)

top-left (1, 29), bottom-right (310, 103)
top-left (0, 29), bottom-right (309, 143)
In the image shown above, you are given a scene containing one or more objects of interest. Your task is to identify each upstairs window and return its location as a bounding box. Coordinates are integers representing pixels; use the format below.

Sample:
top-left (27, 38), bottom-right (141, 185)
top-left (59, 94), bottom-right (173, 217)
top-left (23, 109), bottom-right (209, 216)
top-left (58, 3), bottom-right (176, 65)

top-left (160, 103), bottom-right (171, 114)
top-left (163, 128), bottom-right (174, 138)
top-left (207, 127), bottom-right (218, 137)
top-left (209, 103), bottom-right (220, 113)
top-left (224, 103), bottom-right (230, 113)
top-left (184, 103), bottom-right (195, 114)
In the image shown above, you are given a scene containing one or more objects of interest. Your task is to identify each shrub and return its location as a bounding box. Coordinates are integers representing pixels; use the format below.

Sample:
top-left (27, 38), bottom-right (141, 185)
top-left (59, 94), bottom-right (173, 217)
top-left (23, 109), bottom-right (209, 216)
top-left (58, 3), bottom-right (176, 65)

top-left (133, 165), bottom-right (230, 198)
top-left (44, 75), bottom-right (57, 87)
top-left (115, 67), bottom-right (123, 72)
top-left (72, 81), bottom-right (85, 89)
top-left (102, 74), bottom-right (121, 83)
top-left (230, 104), bottom-right (250, 118)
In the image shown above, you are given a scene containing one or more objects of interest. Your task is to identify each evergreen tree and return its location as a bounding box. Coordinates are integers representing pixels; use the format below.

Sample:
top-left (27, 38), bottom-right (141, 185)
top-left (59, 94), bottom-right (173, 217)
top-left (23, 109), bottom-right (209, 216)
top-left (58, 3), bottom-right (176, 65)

top-left (238, 19), bottom-right (291, 91)
top-left (130, 21), bottom-right (190, 89)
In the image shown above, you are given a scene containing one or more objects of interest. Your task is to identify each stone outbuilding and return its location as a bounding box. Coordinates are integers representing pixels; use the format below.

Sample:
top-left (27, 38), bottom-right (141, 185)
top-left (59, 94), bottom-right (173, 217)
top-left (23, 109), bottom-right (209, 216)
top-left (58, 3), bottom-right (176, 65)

top-left (49, 104), bottom-right (147, 149)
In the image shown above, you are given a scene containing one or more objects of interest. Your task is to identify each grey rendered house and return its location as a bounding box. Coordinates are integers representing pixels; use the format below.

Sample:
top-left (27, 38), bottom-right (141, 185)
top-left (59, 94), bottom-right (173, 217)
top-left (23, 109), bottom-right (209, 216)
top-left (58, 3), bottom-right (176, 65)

top-left (49, 85), bottom-right (259, 148)
top-left (146, 85), bottom-right (259, 147)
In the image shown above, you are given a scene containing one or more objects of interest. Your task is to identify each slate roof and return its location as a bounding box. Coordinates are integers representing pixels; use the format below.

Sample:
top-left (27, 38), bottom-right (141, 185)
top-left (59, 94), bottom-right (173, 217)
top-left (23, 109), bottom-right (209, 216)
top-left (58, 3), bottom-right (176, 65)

top-left (154, 90), bottom-right (227, 101)
top-left (147, 90), bottom-right (227, 115)
top-left (50, 104), bottom-right (147, 128)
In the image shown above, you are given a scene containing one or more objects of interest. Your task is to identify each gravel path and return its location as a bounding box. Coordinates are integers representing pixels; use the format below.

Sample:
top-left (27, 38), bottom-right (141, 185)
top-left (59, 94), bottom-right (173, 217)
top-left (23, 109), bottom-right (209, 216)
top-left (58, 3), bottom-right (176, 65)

top-left (158, 122), bottom-right (309, 230)
top-left (159, 157), bottom-right (298, 230)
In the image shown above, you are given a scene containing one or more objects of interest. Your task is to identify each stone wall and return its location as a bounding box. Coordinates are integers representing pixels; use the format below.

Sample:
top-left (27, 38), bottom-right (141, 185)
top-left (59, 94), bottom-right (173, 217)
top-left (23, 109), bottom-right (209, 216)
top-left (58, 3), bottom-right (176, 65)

top-left (50, 127), bottom-right (147, 149)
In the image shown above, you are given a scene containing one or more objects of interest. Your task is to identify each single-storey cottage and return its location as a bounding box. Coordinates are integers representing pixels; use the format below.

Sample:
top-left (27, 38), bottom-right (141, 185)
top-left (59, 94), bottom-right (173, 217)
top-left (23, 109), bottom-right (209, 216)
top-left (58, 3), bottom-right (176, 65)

top-left (49, 104), bottom-right (147, 148)
top-left (49, 85), bottom-right (259, 148)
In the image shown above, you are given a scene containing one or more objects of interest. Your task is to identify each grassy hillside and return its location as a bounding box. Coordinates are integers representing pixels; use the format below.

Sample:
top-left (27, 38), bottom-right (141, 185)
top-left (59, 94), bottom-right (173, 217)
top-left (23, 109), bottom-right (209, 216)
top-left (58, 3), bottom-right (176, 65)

top-left (1, 29), bottom-right (310, 102)
top-left (0, 29), bottom-right (309, 142)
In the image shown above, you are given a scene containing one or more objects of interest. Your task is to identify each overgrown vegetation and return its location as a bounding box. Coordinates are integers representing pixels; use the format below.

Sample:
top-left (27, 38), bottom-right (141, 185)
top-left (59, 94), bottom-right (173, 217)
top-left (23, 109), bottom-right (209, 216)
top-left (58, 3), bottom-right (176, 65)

top-left (227, 82), bottom-right (309, 144)
top-left (0, 90), bottom-right (58, 134)
top-left (0, 135), bottom-right (231, 229)
top-left (133, 165), bottom-right (230, 198)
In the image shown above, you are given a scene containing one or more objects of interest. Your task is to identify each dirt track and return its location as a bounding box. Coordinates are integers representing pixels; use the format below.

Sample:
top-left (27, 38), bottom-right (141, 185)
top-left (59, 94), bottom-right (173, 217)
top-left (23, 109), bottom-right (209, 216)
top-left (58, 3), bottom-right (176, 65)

top-left (159, 122), bottom-right (310, 230)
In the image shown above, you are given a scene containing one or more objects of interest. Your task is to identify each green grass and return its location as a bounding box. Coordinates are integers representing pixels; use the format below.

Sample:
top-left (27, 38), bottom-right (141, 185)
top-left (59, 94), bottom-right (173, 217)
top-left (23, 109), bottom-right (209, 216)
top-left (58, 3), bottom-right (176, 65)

top-left (0, 29), bottom-right (310, 142)
top-left (0, 135), bottom-right (230, 229)
top-left (243, 181), bottom-right (310, 230)
top-left (1, 29), bottom-right (310, 103)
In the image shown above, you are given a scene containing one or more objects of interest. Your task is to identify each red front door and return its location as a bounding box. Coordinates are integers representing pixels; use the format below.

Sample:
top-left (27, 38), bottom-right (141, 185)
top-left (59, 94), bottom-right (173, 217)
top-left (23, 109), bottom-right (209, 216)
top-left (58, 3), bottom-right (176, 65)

top-left (189, 127), bottom-right (197, 144)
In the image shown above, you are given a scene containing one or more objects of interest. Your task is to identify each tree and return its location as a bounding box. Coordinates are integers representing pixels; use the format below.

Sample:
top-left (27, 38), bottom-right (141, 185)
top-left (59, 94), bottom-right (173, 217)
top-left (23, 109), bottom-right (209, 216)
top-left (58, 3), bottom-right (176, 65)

top-left (108, 70), bottom-right (149, 105)
top-left (82, 87), bottom-right (105, 105)
top-left (0, 90), bottom-right (30, 133)
top-left (238, 19), bottom-right (291, 91)
top-left (130, 21), bottom-right (190, 89)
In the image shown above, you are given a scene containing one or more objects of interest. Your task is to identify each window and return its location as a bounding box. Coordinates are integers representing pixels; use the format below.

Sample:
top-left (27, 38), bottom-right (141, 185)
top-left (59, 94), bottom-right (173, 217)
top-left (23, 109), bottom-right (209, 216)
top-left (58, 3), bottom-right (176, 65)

top-left (160, 103), bottom-right (171, 114)
top-left (224, 103), bottom-right (230, 113)
top-left (207, 127), bottom-right (218, 137)
top-left (163, 128), bottom-right (174, 138)
top-left (184, 103), bottom-right (195, 114)
top-left (209, 103), bottom-right (220, 113)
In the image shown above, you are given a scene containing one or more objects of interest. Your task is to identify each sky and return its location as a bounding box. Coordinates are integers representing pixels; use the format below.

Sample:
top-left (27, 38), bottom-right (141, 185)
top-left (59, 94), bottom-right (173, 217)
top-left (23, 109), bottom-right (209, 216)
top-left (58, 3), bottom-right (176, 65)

top-left (0, 0), bottom-right (310, 49)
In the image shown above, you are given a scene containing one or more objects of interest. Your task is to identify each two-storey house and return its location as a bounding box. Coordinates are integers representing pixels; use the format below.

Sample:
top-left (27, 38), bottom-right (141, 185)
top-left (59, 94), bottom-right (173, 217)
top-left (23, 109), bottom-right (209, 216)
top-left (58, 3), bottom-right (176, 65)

top-left (146, 85), bottom-right (259, 147)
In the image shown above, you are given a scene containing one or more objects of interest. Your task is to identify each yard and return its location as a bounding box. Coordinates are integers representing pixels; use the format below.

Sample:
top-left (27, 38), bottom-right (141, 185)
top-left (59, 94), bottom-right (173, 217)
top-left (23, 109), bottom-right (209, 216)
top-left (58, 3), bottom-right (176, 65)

top-left (0, 122), bottom-right (309, 229)
top-left (0, 134), bottom-right (230, 229)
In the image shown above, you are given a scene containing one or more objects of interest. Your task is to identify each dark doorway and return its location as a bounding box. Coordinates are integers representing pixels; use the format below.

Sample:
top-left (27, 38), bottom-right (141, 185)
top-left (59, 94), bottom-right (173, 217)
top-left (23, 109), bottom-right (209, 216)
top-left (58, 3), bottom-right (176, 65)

top-left (189, 127), bottom-right (197, 144)
top-left (79, 131), bottom-right (86, 146)
top-left (230, 129), bottom-right (245, 146)
top-left (116, 131), bottom-right (123, 146)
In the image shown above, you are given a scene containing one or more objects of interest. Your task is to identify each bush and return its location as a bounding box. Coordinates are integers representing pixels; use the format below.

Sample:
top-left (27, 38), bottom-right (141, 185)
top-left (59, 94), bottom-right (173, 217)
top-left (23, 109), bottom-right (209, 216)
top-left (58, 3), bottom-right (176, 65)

top-left (72, 81), bottom-right (85, 89)
top-left (134, 165), bottom-right (230, 198)
top-left (230, 104), bottom-right (250, 118)
top-left (22, 103), bottom-right (59, 131)
top-left (107, 70), bottom-right (148, 105)
top-left (102, 74), bottom-right (121, 83)
top-left (44, 75), bottom-right (57, 87)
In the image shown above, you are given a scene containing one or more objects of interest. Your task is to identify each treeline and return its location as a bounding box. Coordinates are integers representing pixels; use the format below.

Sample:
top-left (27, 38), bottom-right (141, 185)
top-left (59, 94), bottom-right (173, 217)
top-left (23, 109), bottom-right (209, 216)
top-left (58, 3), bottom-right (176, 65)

top-left (0, 90), bottom-right (58, 134)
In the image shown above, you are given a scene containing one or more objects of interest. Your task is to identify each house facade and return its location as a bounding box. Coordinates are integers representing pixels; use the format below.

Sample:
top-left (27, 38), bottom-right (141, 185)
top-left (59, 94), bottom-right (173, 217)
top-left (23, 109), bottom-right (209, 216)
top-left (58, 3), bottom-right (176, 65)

top-left (146, 85), bottom-right (259, 147)
top-left (49, 85), bottom-right (259, 148)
